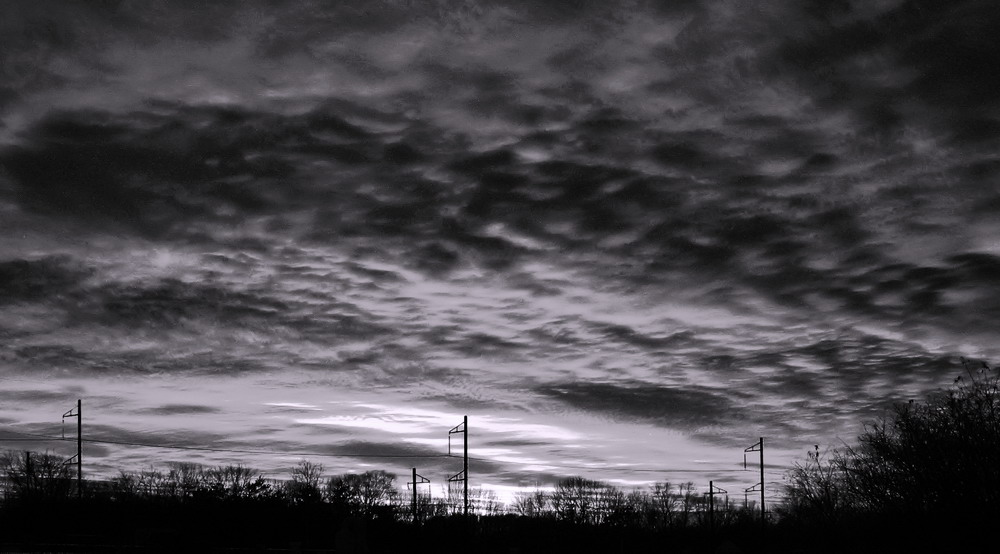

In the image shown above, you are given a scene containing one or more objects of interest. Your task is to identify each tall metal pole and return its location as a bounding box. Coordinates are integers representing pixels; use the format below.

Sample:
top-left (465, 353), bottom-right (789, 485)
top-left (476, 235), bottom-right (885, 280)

top-left (743, 437), bottom-right (765, 530)
top-left (758, 436), bottom-right (764, 524)
top-left (709, 480), bottom-right (714, 534)
top-left (63, 400), bottom-right (82, 499)
top-left (447, 418), bottom-right (469, 517)
top-left (77, 399), bottom-right (82, 499)
top-left (707, 481), bottom-right (727, 536)
top-left (408, 469), bottom-right (431, 523)
top-left (26, 451), bottom-right (32, 494)
top-left (463, 415), bottom-right (468, 517)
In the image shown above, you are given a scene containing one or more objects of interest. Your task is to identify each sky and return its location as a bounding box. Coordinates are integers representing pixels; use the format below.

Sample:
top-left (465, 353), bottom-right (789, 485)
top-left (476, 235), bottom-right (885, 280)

top-left (1, 0), bottom-right (999, 505)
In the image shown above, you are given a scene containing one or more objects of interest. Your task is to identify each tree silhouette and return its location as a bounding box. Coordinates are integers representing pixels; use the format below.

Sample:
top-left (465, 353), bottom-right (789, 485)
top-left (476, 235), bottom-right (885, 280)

top-left (325, 470), bottom-right (399, 517)
top-left (844, 360), bottom-right (1000, 520)
top-left (782, 360), bottom-right (1000, 531)
top-left (0, 450), bottom-right (73, 503)
top-left (202, 464), bottom-right (273, 501)
top-left (285, 460), bottom-right (325, 505)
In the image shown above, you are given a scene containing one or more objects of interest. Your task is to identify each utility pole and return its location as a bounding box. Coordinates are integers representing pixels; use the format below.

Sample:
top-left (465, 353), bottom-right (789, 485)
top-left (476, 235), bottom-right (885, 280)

top-left (25, 451), bottom-right (33, 494)
top-left (707, 481), bottom-right (727, 535)
top-left (447, 416), bottom-right (468, 516)
top-left (62, 399), bottom-right (82, 499)
top-left (743, 437), bottom-right (765, 531)
top-left (463, 415), bottom-right (468, 517)
top-left (408, 468), bottom-right (431, 523)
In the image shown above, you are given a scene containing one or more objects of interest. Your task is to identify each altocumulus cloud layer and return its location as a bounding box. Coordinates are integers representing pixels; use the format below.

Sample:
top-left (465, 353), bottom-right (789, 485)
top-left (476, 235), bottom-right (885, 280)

top-left (1, 0), bottom-right (999, 493)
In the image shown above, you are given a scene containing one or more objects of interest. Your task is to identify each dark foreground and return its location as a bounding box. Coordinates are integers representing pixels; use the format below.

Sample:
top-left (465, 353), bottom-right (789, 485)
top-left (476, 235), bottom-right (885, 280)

top-left (0, 498), bottom-right (987, 554)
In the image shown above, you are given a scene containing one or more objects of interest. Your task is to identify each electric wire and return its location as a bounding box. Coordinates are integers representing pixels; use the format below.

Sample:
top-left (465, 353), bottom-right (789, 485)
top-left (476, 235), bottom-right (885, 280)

top-left (83, 436), bottom-right (455, 459)
top-left (0, 430), bottom-right (450, 459)
top-left (0, 432), bottom-right (790, 478)
top-left (0, 426), bottom-right (792, 479)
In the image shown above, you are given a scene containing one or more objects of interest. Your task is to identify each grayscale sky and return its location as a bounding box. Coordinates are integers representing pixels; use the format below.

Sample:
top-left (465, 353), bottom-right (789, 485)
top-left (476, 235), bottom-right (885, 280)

top-left (1, 0), bottom-right (998, 501)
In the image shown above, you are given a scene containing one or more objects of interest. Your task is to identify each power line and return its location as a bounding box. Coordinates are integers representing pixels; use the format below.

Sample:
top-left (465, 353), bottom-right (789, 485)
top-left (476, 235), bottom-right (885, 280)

top-left (84, 436), bottom-right (457, 459)
top-left (0, 430), bottom-right (67, 441)
top-left (465, 455), bottom-right (792, 474)
top-left (0, 432), bottom-right (792, 475)
top-left (0, 430), bottom-right (452, 459)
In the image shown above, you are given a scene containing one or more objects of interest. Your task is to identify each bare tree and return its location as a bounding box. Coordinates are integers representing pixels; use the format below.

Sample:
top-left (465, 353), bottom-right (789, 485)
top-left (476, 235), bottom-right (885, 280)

top-left (325, 470), bottom-right (400, 517)
top-left (203, 464), bottom-right (272, 501)
top-left (110, 467), bottom-right (170, 500)
top-left (165, 462), bottom-right (205, 500)
top-left (551, 476), bottom-right (621, 525)
top-left (648, 482), bottom-right (679, 528)
top-left (0, 450), bottom-right (73, 502)
top-left (676, 482), bottom-right (699, 526)
top-left (285, 460), bottom-right (325, 505)
top-left (513, 488), bottom-right (550, 518)
top-left (469, 487), bottom-right (504, 516)
top-left (781, 446), bottom-right (854, 523)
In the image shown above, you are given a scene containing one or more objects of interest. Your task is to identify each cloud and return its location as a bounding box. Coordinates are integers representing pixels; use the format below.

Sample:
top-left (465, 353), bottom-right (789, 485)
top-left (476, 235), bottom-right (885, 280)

top-left (1, 107), bottom-right (302, 236)
top-left (0, 387), bottom-right (80, 404)
top-left (137, 404), bottom-right (221, 416)
top-left (2, 0), bottom-right (1000, 489)
top-left (538, 381), bottom-right (734, 429)
top-left (0, 256), bottom-right (90, 303)
top-left (771, 0), bottom-right (1000, 138)
top-left (74, 278), bottom-right (288, 329)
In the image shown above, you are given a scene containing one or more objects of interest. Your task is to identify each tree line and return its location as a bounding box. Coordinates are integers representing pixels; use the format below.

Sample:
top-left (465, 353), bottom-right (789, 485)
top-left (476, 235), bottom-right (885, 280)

top-left (0, 452), bottom-right (750, 526)
top-left (2, 360), bottom-right (997, 552)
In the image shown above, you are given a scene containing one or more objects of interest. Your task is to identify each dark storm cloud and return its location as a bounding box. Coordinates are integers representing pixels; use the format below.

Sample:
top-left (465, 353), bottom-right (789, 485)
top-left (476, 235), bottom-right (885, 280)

top-left (3, 0), bottom-right (1000, 487)
top-left (590, 322), bottom-right (702, 351)
top-left (539, 382), bottom-right (734, 428)
top-left (286, 439), bottom-right (509, 475)
top-left (773, 0), bottom-right (1000, 136)
top-left (684, 331), bottom-right (962, 443)
top-left (2, 107), bottom-right (308, 237)
top-left (483, 438), bottom-right (552, 449)
top-left (314, 439), bottom-right (440, 460)
top-left (75, 278), bottom-right (288, 329)
top-left (89, 279), bottom-right (380, 349)
top-left (744, 252), bottom-right (1000, 338)
top-left (1, 102), bottom-right (561, 272)
top-left (85, 423), bottom-right (229, 453)
top-left (7, 344), bottom-right (91, 368)
top-left (50, 349), bottom-right (271, 375)
top-left (137, 404), bottom-right (221, 416)
top-left (0, 387), bottom-right (81, 404)
top-left (0, 256), bottom-right (90, 303)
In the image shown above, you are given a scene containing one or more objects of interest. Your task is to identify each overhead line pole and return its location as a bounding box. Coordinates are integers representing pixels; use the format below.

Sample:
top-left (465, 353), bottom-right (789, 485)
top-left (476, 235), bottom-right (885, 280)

top-left (447, 416), bottom-right (469, 517)
top-left (408, 468), bottom-right (431, 523)
top-left (743, 437), bottom-right (765, 533)
top-left (707, 481), bottom-right (727, 535)
top-left (62, 399), bottom-right (82, 499)
top-left (77, 398), bottom-right (82, 497)
top-left (463, 415), bottom-right (468, 517)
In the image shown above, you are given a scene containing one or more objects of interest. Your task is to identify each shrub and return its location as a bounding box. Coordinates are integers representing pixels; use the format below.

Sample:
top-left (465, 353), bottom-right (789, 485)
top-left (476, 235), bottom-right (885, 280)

top-left (783, 359), bottom-right (1000, 526)
top-left (844, 360), bottom-right (1000, 520)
